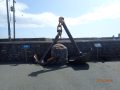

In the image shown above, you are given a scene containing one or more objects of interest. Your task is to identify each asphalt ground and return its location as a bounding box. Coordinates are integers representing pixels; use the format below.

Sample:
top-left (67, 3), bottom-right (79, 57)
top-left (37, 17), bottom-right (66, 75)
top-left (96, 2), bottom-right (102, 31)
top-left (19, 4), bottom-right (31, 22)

top-left (0, 61), bottom-right (120, 90)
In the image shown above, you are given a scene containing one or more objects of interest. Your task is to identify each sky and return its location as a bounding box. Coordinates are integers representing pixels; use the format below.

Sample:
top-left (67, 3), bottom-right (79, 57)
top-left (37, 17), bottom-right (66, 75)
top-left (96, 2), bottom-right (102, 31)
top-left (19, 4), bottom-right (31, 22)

top-left (0, 0), bottom-right (120, 38)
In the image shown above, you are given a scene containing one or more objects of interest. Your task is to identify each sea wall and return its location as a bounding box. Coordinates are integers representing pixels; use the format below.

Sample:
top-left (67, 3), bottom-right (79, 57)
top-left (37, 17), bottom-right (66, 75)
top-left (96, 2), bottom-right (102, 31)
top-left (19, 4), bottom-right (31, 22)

top-left (0, 39), bottom-right (120, 62)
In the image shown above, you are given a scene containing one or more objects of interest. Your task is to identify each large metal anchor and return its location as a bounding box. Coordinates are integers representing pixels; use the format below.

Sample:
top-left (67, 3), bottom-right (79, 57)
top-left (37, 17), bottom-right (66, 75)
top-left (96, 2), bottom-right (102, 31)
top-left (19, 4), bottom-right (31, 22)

top-left (34, 17), bottom-right (86, 65)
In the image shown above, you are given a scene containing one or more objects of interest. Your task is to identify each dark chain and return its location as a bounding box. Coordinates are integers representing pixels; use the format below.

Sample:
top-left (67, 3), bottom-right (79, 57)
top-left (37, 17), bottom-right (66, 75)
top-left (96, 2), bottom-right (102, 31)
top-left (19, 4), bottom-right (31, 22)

top-left (57, 23), bottom-right (62, 38)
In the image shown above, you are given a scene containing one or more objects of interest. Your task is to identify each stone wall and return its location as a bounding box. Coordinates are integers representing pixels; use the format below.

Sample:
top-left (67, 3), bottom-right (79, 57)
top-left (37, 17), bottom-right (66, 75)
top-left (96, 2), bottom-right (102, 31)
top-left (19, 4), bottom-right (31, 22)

top-left (0, 39), bottom-right (120, 62)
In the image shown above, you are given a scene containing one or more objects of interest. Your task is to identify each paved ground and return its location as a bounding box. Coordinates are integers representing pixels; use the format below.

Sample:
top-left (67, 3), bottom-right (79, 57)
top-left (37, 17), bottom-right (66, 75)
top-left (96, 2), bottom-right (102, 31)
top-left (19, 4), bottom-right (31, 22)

top-left (0, 61), bottom-right (120, 90)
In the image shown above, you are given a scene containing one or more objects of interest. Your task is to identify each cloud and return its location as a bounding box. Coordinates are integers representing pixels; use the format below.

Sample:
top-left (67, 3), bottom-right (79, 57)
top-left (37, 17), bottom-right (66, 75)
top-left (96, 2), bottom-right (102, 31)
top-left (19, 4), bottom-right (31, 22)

top-left (15, 2), bottom-right (28, 12)
top-left (66, 1), bottom-right (120, 26)
top-left (0, 0), bottom-right (28, 26)
top-left (0, 0), bottom-right (120, 29)
top-left (0, 0), bottom-right (58, 28)
top-left (80, 2), bottom-right (120, 21)
top-left (15, 12), bottom-right (58, 28)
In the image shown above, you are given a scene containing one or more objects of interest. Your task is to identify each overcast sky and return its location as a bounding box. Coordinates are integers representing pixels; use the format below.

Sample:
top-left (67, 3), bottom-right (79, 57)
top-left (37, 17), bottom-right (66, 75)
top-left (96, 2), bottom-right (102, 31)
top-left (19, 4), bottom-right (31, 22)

top-left (0, 0), bottom-right (120, 38)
